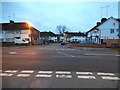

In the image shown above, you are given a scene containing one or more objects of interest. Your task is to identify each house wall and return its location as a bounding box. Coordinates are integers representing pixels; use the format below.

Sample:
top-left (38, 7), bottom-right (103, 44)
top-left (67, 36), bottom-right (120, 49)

top-left (69, 36), bottom-right (86, 42)
top-left (97, 18), bottom-right (119, 39)
top-left (0, 29), bottom-right (31, 44)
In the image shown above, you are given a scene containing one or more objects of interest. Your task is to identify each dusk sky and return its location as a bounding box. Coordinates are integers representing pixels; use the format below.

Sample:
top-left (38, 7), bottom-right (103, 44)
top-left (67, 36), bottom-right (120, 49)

top-left (2, 1), bottom-right (118, 33)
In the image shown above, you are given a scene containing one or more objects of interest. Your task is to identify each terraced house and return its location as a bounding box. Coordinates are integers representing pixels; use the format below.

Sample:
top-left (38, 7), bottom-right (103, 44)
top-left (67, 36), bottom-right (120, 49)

top-left (0, 20), bottom-right (42, 45)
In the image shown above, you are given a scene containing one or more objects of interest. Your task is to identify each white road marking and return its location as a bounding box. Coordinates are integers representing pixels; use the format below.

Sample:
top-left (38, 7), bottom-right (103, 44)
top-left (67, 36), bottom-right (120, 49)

top-left (78, 76), bottom-right (96, 79)
top-left (17, 74), bottom-right (30, 77)
top-left (101, 76), bottom-right (120, 80)
top-left (85, 54), bottom-right (117, 56)
top-left (97, 72), bottom-right (115, 76)
top-left (18, 53), bottom-right (36, 55)
top-left (76, 72), bottom-right (93, 75)
top-left (0, 73), bottom-right (13, 77)
top-left (38, 71), bottom-right (53, 74)
top-left (58, 52), bottom-right (75, 57)
top-left (35, 74), bottom-right (52, 78)
top-left (56, 71), bottom-right (71, 74)
top-left (5, 70), bottom-right (18, 73)
top-left (116, 55), bottom-right (120, 56)
top-left (56, 75), bottom-right (72, 78)
top-left (21, 70), bottom-right (34, 73)
top-left (9, 52), bottom-right (17, 54)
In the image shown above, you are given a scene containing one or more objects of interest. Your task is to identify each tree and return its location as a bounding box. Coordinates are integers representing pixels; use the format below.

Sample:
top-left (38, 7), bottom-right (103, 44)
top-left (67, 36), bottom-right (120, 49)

top-left (56, 25), bottom-right (67, 35)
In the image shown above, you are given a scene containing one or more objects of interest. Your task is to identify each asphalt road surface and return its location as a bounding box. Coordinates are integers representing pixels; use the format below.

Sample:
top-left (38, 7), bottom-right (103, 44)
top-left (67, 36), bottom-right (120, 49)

top-left (1, 43), bottom-right (120, 88)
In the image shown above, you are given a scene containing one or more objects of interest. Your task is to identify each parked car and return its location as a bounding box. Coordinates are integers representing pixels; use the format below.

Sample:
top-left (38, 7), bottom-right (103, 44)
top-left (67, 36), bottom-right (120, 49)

top-left (80, 41), bottom-right (98, 44)
top-left (61, 41), bottom-right (68, 45)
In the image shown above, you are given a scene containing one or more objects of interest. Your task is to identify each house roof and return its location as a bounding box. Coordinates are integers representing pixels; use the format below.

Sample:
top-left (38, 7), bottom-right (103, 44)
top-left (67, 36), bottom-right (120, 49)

top-left (86, 18), bottom-right (108, 34)
top-left (0, 20), bottom-right (38, 31)
top-left (116, 19), bottom-right (120, 22)
top-left (40, 32), bottom-right (57, 37)
top-left (63, 32), bottom-right (86, 36)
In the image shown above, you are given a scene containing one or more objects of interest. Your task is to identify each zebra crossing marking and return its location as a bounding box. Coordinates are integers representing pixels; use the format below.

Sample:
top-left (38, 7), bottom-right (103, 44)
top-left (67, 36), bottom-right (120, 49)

top-left (56, 71), bottom-right (71, 74)
top-left (0, 69), bottom-right (119, 80)
top-left (35, 74), bottom-right (52, 78)
top-left (56, 75), bottom-right (72, 78)
top-left (76, 72), bottom-right (93, 75)
top-left (101, 76), bottom-right (120, 80)
top-left (21, 70), bottom-right (34, 73)
top-left (17, 74), bottom-right (30, 77)
top-left (38, 71), bottom-right (53, 74)
top-left (5, 70), bottom-right (18, 73)
top-left (0, 73), bottom-right (13, 77)
top-left (78, 76), bottom-right (96, 79)
top-left (97, 72), bottom-right (115, 76)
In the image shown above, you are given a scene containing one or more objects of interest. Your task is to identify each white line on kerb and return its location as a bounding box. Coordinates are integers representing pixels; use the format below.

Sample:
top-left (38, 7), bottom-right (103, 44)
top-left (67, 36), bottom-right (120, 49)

top-left (38, 71), bottom-right (53, 74)
top-left (17, 74), bottom-right (30, 77)
top-left (0, 73), bottom-right (13, 77)
top-left (101, 76), bottom-right (120, 80)
top-left (76, 72), bottom-right (93, 75)
top-left (21, 70), bottom-right (34, 73)
top-left (97, 72), bottom-right (115, 76)
top-left (56, 75), bottom-right (72, 78)
top-left (56, 71), bottom-right (71, 74)
top-left (35, 74), bottom-right (52, 78)
top-left (5, 70), bottom-right (18, 73)
top-left (78, 76), bottom-right (96, 79)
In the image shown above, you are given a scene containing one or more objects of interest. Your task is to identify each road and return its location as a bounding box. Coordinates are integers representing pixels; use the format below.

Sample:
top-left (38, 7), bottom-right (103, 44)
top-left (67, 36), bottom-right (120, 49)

top-left (0, 43), bottom-right (120, 88)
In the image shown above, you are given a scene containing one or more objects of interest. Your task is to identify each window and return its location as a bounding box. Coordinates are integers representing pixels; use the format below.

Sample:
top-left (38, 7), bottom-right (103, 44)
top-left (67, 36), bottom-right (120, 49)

top-left (110, 29), bottom-right (114, 33)
top-left (113, 23), bottom-right (115, 26)
top-left (116, 29), bottom-right (119, 32)
top-left (5, 30), bottom-right (13, 34)
top-left (6, 38), bottom-right (14, 42)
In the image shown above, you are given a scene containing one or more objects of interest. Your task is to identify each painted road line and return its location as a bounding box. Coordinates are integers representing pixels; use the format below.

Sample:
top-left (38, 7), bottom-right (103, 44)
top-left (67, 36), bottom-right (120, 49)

top-left (116, 55), bottom-right (120, 56)
top-left (38, 71), bottom-right (53, 74)
top-left (21, 70), bottom-right (34, 73)
top-left (56, 75), bottom-right (72, 78)
top-left (9, 52), bottom-right (17, 54)
top-left (5, 70), bottom-right (18, 73)
top-left (76, 72), bottom-right (93, 75)
top-left (78, 76), bottom-right (96, 79)
top-left (101, 76), bottom-right (120, 80)
top-left (56, 71), bottom-right (71, 74)
top-left (17, 74), bottom-right (30, 77)
top-left (97, 72), bottom-right (115, 76)
top-left (35, 74), bottom-right (52, 78)
top-left (58, 52), bottom-right (75, 57)
top-left (0, 73), bottom-right (13, 77)
top-left (85, 54), bottom-right (117, 56)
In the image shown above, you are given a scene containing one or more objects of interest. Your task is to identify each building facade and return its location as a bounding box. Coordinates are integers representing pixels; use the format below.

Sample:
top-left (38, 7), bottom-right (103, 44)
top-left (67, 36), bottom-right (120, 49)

top-left (86, 17), bottom-right (120, 45)
top-left (61, 32), bottom-right (86, 42)
top-left (0, 20), bottom-right (41, 45)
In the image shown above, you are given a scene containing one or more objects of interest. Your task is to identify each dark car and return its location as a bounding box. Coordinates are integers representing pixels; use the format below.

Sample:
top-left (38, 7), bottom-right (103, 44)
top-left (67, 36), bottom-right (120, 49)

top-left (61, 41), bottom-right (68, 45)
top-left (80, 41), bottom-right (98, 44)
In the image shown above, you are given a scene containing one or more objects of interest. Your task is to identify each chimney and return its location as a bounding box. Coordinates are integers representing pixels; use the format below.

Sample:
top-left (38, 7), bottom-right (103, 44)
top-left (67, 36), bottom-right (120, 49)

top-left (97, 22), bottom-right (101, 26)
top-left (101, 18), bottom-right (107, 23)
top-left (10, 20), bottom-right (14, 24)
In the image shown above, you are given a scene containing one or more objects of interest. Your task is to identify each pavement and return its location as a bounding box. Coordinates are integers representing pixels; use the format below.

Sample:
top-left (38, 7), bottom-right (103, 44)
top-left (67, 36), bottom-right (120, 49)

top-left (0, 43), bottom-right (120, 88)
